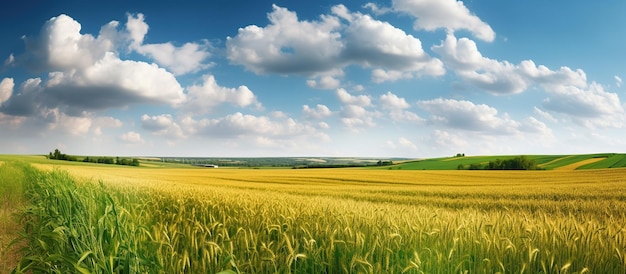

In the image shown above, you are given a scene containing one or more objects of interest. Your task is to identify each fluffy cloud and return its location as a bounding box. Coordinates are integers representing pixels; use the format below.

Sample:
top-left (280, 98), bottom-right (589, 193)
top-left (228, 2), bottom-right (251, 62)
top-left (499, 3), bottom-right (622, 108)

top-left (45, 52), bottom-right (185, 110)
top-left (392, 0), bottom-right (495, 42)
top-left (179, 113), bottom-right (329, 147)
top-left (19, 14), bottom-right (116, 71)
top-left (379, 91), bottom-right (410, 110)
top-left (379, 91), bottom-right (424, 123)
top-left (615, 76), bottom-right (622, 87)
top-left (336, 88), bottom-right (371, 107)
top-left (126, 14), bottom-right (212, 75)
top-left (185, 74), bottom-right (260, 114)
top-left (302, 104), bottom-right (333, 120)
top-left (5, 14), bottom-right (185, 117)
top-left (120, 131), bottom-right (144, 144)
top-left (141, 114), bottom-right (185, 139)
top-left (433, 34), bottom-right (589, 95)
top-left (542, 83), bottom-right (625, 128)
top-left (333, 5), bottom-right (444, 81)
top-left (0, 78), bottom-right (13, 105)
top-left (227, 4), bottom-right (442, 82)
top-left (227, 5), bottom-right (343, 75)
top-left (307, 76), bottom-right (341, 89)
top-left (417, 98), bottom-right (521, 134)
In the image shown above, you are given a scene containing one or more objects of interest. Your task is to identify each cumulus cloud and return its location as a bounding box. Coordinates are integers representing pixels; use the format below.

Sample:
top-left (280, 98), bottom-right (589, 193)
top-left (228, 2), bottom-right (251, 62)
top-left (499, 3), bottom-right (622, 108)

top-left (19, 14), bottom-right (116, 71)
top-left (120, 131), bottom-right (144, 144)
top-left (417, 98), bottom-right (521, 134)
top-left (185, 74), bottom-right (261, 114)
top-left (392, 0), bottom-right (495, 42)
top-left (0, 78), bottom-right (14, 105)
top-left (4, 14), bottom-right (186, 117)
top-left (141, 114), bottom-right (185, 139)
top-left (227, 4), bottom-right (342, 75)
top-left (430, 129), bottom-right (468, 147)
top-left (178, 112), bottom-right (329, 147)
top-left (227, 4), bottom-right (443, 82)
top-left (379, 91), bottom-right (410, 110)
top-left (44, 52), bottom-right (185, 110)
top-left (336, 88), bottom-right (372, 107)
top-left (379, 91), bottom-right (424, 123)
top-left (433, 34), bottom-right (588, 95)
top-left (126, 13), bottom-right (212, 75)
top-left (615, 76), bottom-right (622, 88)
top-left (307, 76), bottom-right (341, 89)
top-left (302, 104), bottom-right (333, 120)
top-left (542, 82), bottom-right (625, 128)
top-left (432, 34), bottom-right (527, 94)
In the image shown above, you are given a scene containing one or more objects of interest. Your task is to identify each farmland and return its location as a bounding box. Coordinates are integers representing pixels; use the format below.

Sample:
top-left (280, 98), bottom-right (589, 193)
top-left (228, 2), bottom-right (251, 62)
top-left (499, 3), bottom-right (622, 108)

top-left (1, 155), bottom-right (626, 273)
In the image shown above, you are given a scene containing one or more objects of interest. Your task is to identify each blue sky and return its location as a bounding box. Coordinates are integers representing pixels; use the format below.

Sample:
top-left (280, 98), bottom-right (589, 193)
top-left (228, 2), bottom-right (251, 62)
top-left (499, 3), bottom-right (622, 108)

top-left (1, 0), bottom-right (625, 157)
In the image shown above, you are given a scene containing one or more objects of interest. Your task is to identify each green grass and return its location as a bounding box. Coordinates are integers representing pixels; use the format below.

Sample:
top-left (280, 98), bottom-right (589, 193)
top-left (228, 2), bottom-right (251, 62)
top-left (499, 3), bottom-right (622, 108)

top-left (0, 161), bottom-right (30, 273)
top-left (577, 154), bottom-right (626, 169)
top-left (381, 153), bottom-right (626, 170)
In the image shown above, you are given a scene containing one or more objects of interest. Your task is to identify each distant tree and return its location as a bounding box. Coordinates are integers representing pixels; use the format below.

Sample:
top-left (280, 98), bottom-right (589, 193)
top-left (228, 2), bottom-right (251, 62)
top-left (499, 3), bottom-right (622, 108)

top-left (457, 164), bottom-right (465, 170)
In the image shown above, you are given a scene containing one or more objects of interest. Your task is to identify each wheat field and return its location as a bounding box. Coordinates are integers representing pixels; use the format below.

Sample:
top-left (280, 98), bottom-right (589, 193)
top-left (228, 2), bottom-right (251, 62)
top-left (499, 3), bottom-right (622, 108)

top-left (4, 160), bottom-right (626, 273)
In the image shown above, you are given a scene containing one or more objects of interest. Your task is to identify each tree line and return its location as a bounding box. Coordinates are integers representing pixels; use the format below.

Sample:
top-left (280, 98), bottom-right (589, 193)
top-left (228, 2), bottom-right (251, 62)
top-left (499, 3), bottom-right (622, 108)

top-left (458, 156), bottom-right (541, 170)
top-left (47, 149), bottom-right (139, 167)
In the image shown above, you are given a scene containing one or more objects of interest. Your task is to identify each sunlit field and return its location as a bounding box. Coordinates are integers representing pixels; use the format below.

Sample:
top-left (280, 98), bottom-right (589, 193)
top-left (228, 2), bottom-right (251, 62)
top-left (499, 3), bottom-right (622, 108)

top-left (3, 156), bottom-right (626, 273)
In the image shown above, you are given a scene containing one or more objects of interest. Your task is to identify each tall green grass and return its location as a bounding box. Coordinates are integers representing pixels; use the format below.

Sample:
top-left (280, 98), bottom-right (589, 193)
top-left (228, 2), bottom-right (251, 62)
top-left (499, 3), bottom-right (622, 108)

top-left (12, 164), bottom-right (160, 273)
top-left (1, 162), bottom-right (30, 273)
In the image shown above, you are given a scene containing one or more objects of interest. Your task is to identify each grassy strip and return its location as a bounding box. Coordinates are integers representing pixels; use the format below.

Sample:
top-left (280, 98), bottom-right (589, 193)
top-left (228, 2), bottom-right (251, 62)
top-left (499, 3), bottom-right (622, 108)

top-left (0, 162), bottom-right (30, 273)
top-left (12, 163), bottom-right (160, 273)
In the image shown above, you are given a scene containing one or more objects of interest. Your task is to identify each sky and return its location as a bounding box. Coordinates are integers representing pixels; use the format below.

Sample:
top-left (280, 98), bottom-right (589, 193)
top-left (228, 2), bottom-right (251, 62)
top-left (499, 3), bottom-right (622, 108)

top-left (1, 0), bottom-right (625, 158)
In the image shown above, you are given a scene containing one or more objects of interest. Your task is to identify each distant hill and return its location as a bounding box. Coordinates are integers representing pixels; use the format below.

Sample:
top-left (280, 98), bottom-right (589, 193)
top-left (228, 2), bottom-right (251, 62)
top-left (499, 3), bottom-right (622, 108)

top-left (375, 153), bottom-right (626, 170)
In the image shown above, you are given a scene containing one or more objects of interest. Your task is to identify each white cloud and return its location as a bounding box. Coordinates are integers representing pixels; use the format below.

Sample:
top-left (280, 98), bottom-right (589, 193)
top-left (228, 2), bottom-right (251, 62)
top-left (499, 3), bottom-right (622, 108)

top-left (340, 105), bottom-right (377, 130)
top-left (433, 34), bottom-right (527, 94)
top-left (334, 5), bottom-right (444, 81)
top-left (125, 13), bottom-right (148, 49)
top-left (120, 131), bottom-right (144, 144)
top-left (227, 4), bottom-right (343, 75)
top-left (542, 82), bottom-right (625, 128)
top-left (302, 104), bottom-right (333, 120)
top-left (379, 91), bottom-right (424, 123)
top-left (379, 91), bottom-right (410, 110)
top-left (227, 4), bottom-right (443, 83)
top-left (430, 129), bottom-right (468, 147)
top-left (336, 88), bottom-right (372, 106)
top-left (533, 107), bottom-right (557, 123)
top-left (141, 114), bottom-right (185, 139)
top-left (417, 98), bottom-right (521, 134)
top-left (4, 54), bottom-right (14, 67)
top-left (392, 0), bottom-right (495, 42)
top-left (20, 14), bottom-right (116, 71)
top-left (615, 76), bottom-right (622, 87)
top-left (45, 52), bottom-right (186, 109)
top-left (7, 14), bottom-right (185, 116)
top-left (307, 76), bottom-right (341, 89)
top-left (433, 34), bottom-right (589, 96)
top-left (185, 74), bottom-right (261, 114)
top-left (0, 78), bottom-right (14, 105)
top-left (92, 116), bottom-right (122, 136)
top-left (126, 14), bottom-right (212, 75)
top-left (386, 137), bottom-right (418, 151)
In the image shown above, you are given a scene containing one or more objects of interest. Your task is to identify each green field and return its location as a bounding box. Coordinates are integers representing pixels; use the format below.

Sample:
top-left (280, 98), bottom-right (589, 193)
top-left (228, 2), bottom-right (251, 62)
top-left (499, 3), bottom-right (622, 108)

top-left (384, 153), bottom-right (626, 170)
top-left (1, 154), bottom-right (626, 273)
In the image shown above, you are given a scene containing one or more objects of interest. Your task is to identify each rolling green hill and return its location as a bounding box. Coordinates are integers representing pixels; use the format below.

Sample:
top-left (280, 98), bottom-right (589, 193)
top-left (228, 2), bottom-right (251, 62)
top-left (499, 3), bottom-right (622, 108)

top-left (378, 153), bottom-right (626, 170)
